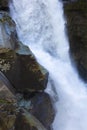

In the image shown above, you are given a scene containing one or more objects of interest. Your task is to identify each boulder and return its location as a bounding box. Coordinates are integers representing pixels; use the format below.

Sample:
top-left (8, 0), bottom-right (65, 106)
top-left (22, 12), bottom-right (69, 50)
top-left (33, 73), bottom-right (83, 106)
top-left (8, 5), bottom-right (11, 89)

top-left (17, 91), bottom-right (55, 130)
top-left (0, 11), bottom-right (48, 92)
top-left (0, 47), bottom-right (48, 92)
top-left (30, 92), bottom-right (55, 130)
top-left (0, 79), bottom-right (49, 130)
top-left (64, 0), bottom-right (87, 81)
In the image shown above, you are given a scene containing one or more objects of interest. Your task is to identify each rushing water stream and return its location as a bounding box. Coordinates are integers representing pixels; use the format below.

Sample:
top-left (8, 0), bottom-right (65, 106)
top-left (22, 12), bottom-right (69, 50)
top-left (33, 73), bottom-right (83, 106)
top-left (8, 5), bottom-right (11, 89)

top-left (10, 0), bottom-right (87, 130)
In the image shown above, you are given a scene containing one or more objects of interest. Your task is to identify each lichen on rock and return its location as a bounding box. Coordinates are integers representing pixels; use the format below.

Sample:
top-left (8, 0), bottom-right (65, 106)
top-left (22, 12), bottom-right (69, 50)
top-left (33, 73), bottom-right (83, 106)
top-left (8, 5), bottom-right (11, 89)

top-left (0, 60), bottom-right (10, 72)
top-left (0, 47), bottom-right (48, 92)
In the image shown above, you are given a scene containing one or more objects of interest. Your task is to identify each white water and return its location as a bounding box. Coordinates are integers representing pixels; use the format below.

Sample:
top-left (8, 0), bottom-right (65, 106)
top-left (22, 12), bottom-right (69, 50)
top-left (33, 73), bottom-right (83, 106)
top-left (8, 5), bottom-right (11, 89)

top-left (10, 0), bottom-right (87, 130)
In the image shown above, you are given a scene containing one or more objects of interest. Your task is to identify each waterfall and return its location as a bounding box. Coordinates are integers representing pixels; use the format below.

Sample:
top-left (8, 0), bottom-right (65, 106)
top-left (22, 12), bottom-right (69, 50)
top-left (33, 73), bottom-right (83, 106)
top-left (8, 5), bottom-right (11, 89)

top-left (10, 0), bottom-right (87, 130)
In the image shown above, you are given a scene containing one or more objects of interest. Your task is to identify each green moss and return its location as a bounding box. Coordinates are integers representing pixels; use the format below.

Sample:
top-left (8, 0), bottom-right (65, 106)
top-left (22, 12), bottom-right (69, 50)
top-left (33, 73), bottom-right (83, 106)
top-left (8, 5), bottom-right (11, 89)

top-left (0, 99), bottom-right (10, 104)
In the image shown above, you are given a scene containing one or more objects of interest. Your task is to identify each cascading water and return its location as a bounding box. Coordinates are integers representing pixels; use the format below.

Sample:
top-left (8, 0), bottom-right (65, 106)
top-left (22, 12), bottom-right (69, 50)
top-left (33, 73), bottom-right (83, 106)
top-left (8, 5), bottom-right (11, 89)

top-left (10, 0), bottom-right (87, 130)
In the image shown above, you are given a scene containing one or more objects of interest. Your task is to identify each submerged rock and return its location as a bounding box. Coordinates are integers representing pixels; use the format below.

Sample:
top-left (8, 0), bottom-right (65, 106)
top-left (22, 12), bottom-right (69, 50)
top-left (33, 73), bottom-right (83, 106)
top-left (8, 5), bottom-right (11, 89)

top-left (0, 47), bottom-right (48, 92)
top-left (64, 0), bottom-right (87, 81)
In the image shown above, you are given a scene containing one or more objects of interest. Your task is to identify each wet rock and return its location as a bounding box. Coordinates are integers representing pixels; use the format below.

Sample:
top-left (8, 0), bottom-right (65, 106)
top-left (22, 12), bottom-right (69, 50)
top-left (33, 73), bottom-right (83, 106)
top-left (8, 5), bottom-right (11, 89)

top-left (0, 80), bottom-right (49, 130)
top-left (0, 71), bottom-right (16, 95)
top-left (17, 92), bottom-right (55, 130)
top-left (0, 11), bottom-right (18, 49)
top-left (15, 109), bottom-right (47, 130)
top-left (64, 0), bottom-right (87, 81)
top-left (0, 47), bottom-right (48, 92)
top-left (0, 6), bottom-right (50, 130)
top-left (30, 92), bottom-right (55, 130)
top-left (0, 11), bottom-right (48, 92)
top-left (0, 79), bottom-right (50, 130)
top-left (0, 80), bottom-right (16, 102)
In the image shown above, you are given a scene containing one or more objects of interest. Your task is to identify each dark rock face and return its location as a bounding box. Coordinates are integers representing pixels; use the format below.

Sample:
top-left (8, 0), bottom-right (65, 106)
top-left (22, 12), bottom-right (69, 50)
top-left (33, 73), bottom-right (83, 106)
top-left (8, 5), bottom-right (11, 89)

top-left (17, 92), bottom-right (55, 130)
top-left (61, 0), bottom-right (79, 4)
top-left (15, 110), bottom-right (47, 130)
top-left (30, 92), bottom-right (55, 130)
top-left (64, 0), bottom-right (87, 81)
top-left (0, 47), bottom-right (48, 92)
top-left (0, 0), bottom-right (9, 11)
top-left (62, 0), bottom-right (76, 3)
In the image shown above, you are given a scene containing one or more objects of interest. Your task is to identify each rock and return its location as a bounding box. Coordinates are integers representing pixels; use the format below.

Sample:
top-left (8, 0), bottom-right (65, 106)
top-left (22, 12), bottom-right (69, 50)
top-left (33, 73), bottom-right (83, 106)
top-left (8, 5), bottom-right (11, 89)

top-left (0, 11), bottom-right (48, 92)
top-left (17, 92), bottom-right (55, 130)
top-left (0, 80), bottom-right (17, 130)
top-left (0, 47), bottom-right (48, 92)
top-left (0, 80), bottom-right (50, 130)
top-left (0, 117), bottom-right (8, 130)
top-left (30, 92), bottom-right (55, 130)
top-left (62, 0), bottom-right (78, 3)
top-left (0, 81), bottom-right (51, 130)
top-left (0, 11), bottom-right (18, 49)
top-left (64, 0), bottom-right (87, 81)
top-left (15, 109), bottom-right (47, 130)
top-left (0, 80), bottom-right (16, 102)
top-left (0, 2), bottom-right (50, 130)
top-left (0, 71), bottom-right (16, 94)
top-left (0, 0), bottom-right (9, 11)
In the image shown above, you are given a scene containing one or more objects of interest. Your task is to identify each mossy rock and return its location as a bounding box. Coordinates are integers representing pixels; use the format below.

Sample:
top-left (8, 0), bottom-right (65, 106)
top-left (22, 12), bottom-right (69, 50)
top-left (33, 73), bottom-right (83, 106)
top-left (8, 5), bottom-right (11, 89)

top-left (0, 11), bottom-right (48, 91)
top-left (64, 0), bottom-right (87, 80)
top-left (0, 80), bottom-right (17, 130)
top-left (0, 47), bottom-right (48, 92)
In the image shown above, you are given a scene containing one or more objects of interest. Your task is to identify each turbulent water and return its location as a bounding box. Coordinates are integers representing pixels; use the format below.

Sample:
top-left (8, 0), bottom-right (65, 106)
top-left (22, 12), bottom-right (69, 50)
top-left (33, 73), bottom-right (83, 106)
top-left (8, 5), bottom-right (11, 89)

top-left (10, 0), bottom-right (87, 130)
